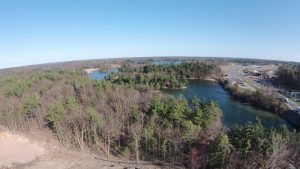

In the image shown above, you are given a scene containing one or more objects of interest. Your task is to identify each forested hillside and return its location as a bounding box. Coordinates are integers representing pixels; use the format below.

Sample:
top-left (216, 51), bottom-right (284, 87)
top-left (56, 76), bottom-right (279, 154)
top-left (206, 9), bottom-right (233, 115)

top-left (0, 63), bottom-right (299, 168)
top-left (0, 68), bottom-right (222, 167)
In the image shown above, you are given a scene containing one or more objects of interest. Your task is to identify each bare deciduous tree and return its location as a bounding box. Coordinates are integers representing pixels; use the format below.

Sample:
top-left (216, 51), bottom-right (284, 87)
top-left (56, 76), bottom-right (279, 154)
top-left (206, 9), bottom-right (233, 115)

top-left (130, 111), bottom-right (145, 163)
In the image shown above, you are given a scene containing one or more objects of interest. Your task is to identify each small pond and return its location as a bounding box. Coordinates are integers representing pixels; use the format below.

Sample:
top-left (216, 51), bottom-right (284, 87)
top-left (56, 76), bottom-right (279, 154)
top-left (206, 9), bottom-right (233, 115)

top-left (88, 68), bottom-right (118, 80)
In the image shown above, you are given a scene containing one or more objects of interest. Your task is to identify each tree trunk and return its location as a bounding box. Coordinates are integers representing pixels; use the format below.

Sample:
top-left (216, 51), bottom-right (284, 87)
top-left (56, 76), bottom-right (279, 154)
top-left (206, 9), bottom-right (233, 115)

top-left (158, 136), bottom-right (161, 159)
top-left (107, 135), bottom-right (111, 157)
top-left (36, 111), bottom-right (42, 129)
top-left (93, 124), bottom-right (98, 144)
top-left (80, 127), bottom-right (84, 150)
top-left (75, 127), bottom-right (82, 149)
top-left (57, 130), bottom-right (63, 144)
top-left (145, 136), bottom-right (148, 159)
top-left (135, 138), bottom-right (139, 163)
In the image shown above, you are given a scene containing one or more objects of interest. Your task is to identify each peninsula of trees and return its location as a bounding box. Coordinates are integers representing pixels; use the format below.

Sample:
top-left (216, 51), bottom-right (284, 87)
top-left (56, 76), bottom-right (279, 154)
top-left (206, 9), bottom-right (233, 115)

top-left (107, 62), bottom-right (221, 89)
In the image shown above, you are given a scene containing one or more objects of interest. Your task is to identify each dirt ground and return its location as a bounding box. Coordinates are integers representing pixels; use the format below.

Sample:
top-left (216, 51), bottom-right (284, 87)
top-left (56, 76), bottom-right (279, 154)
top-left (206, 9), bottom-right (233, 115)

top-left (0, 128), bottom-right (167, 169)
top-left (13, 150), bottom-right (165, 169)
top-left (0, 130), bottom-right (45, 168)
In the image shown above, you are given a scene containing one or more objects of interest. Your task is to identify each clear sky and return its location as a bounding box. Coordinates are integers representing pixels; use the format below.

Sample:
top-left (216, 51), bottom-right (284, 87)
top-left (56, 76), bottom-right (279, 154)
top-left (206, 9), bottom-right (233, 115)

top-left (0, 0), bottom-right (300, 68)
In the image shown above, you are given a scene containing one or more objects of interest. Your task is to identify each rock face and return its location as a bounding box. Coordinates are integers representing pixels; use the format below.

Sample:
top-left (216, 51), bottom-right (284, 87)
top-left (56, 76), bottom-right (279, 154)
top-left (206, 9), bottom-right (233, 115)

top-left (283, 110), bottom-right (300, 128)
top-left (0, 129), bottom-right (45, 168)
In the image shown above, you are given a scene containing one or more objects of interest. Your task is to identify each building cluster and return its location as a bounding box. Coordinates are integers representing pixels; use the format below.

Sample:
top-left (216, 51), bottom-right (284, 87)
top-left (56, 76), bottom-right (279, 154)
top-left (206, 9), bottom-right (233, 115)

top-left (242, 69), bottom-right (276, 79)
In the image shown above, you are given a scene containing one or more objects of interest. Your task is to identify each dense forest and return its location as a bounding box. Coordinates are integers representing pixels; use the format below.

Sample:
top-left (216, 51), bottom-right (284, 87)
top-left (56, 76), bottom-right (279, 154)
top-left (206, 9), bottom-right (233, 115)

top-left (275, 65), bottom-right (300, 90)
top-left (0, 69), bottom-right (222, 166)
top-left (107, 62), bottom-right (221, 89)
top-left (0, 62), bottom-right (299, 168)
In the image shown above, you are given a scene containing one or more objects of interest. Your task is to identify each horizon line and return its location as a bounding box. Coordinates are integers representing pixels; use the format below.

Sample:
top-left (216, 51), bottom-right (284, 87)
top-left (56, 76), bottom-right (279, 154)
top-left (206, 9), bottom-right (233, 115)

top-left (0, 56), bottom-right (299, 70)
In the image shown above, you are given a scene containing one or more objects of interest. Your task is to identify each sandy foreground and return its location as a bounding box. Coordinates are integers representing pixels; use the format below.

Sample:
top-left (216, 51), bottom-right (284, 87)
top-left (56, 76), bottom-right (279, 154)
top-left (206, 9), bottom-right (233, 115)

top-left (0, 130), bottom-right (44, 168)
top-left (0, 129), bottom-right (165, 169)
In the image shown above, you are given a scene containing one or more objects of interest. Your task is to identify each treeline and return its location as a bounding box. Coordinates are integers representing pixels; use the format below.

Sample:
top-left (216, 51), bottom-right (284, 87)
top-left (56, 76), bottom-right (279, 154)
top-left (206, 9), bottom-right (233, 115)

top-left (221, 80), bottom-right (288, 114)
top-left (275, 64), bottom-right (300, 90)
top-left (107, 62), bottom-right (221, 89)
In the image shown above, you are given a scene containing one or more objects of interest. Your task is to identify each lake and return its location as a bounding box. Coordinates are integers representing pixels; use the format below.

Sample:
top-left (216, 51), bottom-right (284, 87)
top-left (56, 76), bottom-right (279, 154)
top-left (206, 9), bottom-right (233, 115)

top-left (88, 68), bottom-right (118, 80)
top-left (163, 79), bottom-right (292, 129)
top-left (88, 70), bottom-right (292, 129)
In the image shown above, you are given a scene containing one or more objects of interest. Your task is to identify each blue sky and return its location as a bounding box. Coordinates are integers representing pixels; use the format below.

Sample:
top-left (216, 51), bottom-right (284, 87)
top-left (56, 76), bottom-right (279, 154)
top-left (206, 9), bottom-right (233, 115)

top-left (0, 0), bottom-right (299, 68)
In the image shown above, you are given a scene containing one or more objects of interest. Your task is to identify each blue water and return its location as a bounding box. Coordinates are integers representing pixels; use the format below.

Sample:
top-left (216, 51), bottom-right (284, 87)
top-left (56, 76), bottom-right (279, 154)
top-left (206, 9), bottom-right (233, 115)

top-left (88, 68), bottom-right (118, 80)
top-left (163, 79), bottom-right (292, 129)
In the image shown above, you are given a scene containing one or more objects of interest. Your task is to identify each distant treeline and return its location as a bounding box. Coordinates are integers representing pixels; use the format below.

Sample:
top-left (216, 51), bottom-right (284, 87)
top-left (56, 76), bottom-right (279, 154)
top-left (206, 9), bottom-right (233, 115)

top-left (108, 62), bottom-right (221, 89)
top-left (275, 65), bottom-right (300, 90)
top-left (1, 57), bottom-right (296, 77)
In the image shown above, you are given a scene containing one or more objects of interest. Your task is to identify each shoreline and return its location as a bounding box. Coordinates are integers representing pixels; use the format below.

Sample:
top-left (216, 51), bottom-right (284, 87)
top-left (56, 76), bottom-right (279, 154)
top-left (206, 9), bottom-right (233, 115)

top-left (219, 79), bottom-right (300, 129)
top-left (204, 78), bottom-right (218, 82)
top-left (179, 77), bottom-right (218, 82)
top-left (84, 68), bottom-right (99, 74)
top-left (161, 86), bottom-right (187, 89)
